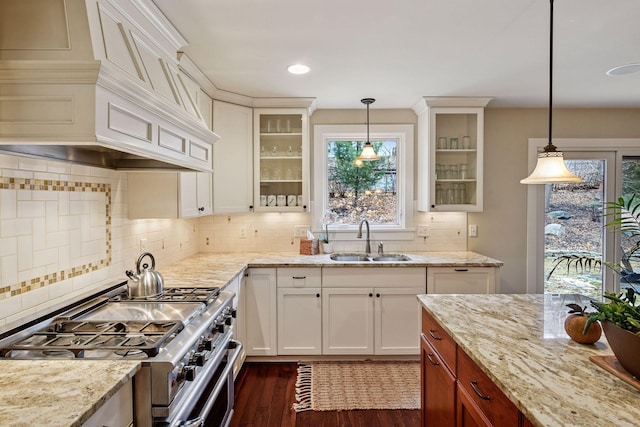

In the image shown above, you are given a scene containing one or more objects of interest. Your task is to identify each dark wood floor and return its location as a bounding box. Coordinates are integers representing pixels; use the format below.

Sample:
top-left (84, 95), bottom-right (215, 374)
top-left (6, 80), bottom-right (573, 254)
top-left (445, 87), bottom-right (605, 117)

top-left (230, 362), bottom-right (421, 427)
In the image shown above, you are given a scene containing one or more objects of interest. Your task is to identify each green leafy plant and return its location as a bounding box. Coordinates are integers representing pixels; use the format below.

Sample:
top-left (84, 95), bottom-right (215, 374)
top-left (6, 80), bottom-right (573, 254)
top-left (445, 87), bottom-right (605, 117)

top-left (584, 288), bottom-right (640, 336)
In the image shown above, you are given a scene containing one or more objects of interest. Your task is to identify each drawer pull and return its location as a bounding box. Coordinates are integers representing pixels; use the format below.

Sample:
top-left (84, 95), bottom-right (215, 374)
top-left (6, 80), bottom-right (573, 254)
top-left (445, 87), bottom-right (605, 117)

top-left (428, 329), bottom-right (442, 341)
top-left (426, 353), bottom-right (440, 366)
top-left (316, 293), bottom-right (320, 298)
top-left (470, 381), bottom-right (491, 400)
top-left (292, 276), bottom-right (306, 280)
top-left (454, 268), bottom-right (469, 272)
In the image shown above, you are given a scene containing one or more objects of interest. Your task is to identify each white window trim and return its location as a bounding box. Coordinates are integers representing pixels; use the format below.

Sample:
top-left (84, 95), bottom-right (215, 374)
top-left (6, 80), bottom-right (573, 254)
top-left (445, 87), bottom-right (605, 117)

top-left (312, 124), bottom-right (414, 240)
top-left (524, 137), bottom-right (640, 294)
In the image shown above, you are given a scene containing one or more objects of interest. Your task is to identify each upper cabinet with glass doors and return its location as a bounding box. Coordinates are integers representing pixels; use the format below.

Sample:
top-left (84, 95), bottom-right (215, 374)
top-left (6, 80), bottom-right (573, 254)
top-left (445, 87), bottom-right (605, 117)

top-left (253, 108), bottom-right (309, 212)
top-left (413, 97), bottom-right (492, 212)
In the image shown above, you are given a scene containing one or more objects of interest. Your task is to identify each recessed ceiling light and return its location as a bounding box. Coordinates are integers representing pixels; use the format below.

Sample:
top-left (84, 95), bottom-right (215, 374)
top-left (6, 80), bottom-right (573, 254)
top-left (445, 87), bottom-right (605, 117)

top-left (606, 63), bottom-right (640, 76)
top-left (287, 64), bottom-right (310, 75)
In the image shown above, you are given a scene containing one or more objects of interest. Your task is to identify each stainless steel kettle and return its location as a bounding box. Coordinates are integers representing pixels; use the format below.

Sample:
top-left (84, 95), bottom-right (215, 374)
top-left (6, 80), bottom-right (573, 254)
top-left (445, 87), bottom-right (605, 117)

top-left (125, 252), bottom-right (164, 298)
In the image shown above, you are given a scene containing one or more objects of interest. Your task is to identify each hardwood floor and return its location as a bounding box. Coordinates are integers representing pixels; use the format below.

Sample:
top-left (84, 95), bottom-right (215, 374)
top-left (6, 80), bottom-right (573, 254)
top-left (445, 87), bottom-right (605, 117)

top-left (230, 362), bottom-right (421, 427)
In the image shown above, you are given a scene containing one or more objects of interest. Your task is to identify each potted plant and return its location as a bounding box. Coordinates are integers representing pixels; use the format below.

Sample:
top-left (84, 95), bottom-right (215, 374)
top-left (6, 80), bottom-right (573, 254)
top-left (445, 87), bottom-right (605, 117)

top-left (584, 288), bottom-right (640, 378)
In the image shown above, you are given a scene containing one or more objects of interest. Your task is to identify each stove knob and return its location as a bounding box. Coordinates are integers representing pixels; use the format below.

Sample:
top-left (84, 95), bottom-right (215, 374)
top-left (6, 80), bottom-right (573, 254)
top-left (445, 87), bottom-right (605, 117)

top-left (190, 352), bottom-right (206, 367)
top-left (225, 315), bottom-right (233, 326)
top-left (230, 308), bottom-right (237, 318)
top-left (184, 366), bottom-right (196, 381)
top-left (178, 365), bottom-right (196, 382)
top-left (198, 337), bottom-right (213, 351)
top-left (216, 323), bottom-right (226, 333)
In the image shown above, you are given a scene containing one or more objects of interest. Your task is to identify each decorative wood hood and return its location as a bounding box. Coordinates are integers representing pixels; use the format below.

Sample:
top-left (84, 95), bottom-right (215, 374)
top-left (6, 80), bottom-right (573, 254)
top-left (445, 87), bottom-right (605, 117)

top-left (0, 0), bottom-right (219, 171)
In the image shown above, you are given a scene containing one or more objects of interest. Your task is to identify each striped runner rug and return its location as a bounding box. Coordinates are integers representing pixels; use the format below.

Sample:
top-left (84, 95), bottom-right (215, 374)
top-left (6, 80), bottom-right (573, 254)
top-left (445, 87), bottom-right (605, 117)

top-left (293, 360), bottom-right (420, 412)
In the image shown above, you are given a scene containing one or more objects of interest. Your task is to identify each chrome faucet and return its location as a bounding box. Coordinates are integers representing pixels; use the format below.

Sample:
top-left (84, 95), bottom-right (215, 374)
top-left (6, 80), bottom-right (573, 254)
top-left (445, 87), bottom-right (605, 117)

top-left (357, 219), bottom-right (371, 254)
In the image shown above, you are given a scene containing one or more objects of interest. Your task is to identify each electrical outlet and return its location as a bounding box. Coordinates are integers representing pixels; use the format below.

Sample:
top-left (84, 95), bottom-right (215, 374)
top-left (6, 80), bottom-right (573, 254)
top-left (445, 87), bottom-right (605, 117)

top-left (416, 225), bottom-right (429, 237)
top-left (469, 224), bottom-right (478, 237)
top-left (239, 227), bottom-right (247, 238)
top-left (140, 238), bottom-right (147, 252)
top-left (294, 225), bottom-right (311, 238)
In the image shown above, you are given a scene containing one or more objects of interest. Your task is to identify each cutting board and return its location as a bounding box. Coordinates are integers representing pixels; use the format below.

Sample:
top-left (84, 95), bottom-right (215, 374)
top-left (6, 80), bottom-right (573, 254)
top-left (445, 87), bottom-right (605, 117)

top-left (590, 355), bottom-right (640, 391)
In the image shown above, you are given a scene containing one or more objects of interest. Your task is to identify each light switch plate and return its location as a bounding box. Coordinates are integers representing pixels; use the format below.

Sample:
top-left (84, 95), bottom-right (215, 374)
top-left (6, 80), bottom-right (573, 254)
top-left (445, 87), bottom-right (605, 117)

top-left (468, 224), bottom-right (478, 237)
top-left (294, 225), bottom-right (311, 238)
top-left (416, 225), bottom-right (429, 237)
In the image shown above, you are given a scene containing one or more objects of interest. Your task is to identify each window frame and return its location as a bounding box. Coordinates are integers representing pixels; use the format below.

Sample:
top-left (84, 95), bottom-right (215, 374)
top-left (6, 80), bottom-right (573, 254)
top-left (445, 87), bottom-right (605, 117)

top-left (312, 124), bottom-right (414, 240)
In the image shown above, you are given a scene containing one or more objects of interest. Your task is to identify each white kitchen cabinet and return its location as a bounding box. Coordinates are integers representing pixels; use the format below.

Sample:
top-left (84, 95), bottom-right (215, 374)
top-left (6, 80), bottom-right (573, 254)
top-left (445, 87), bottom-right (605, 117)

top-left (322, 268), bottom-right (426, 355)
top-left (128, 171), bottom-right (212, 219)
top-left (276, 268), bottom-right (322, 355)
top-left (427, 266), bottom-right (499, 294)
top-left (81, 379), bottom-right (132, 427)
top-left (243, 268), bottom-right (277, 356)
top-left (212, 101), bottom-right (254, 213)
top-left (253, 108), bottom-right (309, 212)
top-left (413, 97), bottom-right (492, 212)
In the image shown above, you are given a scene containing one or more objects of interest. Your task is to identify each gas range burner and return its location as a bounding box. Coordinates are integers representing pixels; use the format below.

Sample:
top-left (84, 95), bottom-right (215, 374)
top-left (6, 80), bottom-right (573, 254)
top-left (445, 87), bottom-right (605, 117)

top-left (112, 286), bottom-right (221, 304)
top-left (0, 320), bottom-right (183, 359)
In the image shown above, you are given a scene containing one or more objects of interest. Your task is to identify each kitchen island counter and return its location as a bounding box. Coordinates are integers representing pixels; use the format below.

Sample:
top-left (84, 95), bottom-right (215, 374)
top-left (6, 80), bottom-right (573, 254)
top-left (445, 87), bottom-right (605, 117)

top-left (0, 360), bottom-right (140, 427)
top-left (160, 251), bottom-right (503, 288)
top-left (418, 293), bottom-right (640, 427)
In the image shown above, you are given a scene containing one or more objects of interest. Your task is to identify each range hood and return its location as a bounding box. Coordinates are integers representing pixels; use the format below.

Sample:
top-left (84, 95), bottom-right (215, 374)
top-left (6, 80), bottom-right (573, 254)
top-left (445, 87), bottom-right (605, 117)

top-left (0, 0), bottom-right (219, 172)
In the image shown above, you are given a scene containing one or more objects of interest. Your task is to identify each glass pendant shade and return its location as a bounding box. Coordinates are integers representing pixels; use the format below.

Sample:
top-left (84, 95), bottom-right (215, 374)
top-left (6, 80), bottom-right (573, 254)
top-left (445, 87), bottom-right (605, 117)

top-left (520, 0), bottom-right (583, 185)
top-left (356, 98), bottom-right (380, 161)
top-left (520, 148), bottom-right (582, 184)
top-left (355, 142), bottom-right (380, 161)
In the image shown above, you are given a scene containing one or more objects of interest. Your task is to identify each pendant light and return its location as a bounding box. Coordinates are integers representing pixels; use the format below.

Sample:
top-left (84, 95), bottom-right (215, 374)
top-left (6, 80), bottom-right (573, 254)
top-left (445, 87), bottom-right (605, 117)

top-left (521, 0), bottom-right (582, 184)
top-left (355, 98), bottom-right (380, 161)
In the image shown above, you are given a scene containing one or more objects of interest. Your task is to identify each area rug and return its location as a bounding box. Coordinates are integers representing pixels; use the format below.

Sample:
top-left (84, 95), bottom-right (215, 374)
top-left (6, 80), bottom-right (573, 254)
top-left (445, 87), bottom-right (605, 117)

top-left (293, 360), bottom-right (420, 411)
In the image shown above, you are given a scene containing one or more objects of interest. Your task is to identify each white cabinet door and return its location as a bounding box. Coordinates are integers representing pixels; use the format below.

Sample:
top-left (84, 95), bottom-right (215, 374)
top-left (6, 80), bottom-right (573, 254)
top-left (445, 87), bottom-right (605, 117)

top-left (322, 287), bottom-right (374, 355)
top-left (212, 101), bottom-right (253, 213)
top-left (179, 172), bottom-right (212, 217)
top-left (374, 287), bottom-right (423, 355)
top-left (128, 171), bottom-right (212, 218)
top-left (243, 268), bottom-right (277, 356)
top-left (277, 288), bottom-right (322, 355)
top-left (427, 267), bottom-right (498, 294)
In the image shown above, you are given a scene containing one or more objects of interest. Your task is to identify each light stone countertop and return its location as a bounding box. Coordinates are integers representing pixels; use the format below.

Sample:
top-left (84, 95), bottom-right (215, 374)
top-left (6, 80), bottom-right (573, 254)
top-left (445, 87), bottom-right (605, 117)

top-left (0, 251), bottom-right (500, 426)
top-left (0, 360), bottom-right (140, 427)
top-left (417, 293), bottom-right (640, 427)
top-left (160, 251), bottom-right (503, 287)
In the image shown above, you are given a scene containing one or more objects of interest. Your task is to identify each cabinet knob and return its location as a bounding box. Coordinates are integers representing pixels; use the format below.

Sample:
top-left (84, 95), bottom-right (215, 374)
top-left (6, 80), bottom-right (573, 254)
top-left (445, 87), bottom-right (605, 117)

top-left (376, 293), bottom-right (381, 298)
top-left (316, 293), bottom-right (320, 298)
top-left (303, 205), bottom-right (307, 210)
top-left (368, 293), bottom-right (373, 297)
top-left (249, 205), bottom-right (254, 211)
top-left (431, 204), bottom-right (436, 208)
top-left (198, 206), bottom-right (205, 212)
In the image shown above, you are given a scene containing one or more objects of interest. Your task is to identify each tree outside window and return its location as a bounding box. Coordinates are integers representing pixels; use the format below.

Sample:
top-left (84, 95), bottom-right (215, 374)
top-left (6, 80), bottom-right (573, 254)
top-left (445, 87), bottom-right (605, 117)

top-left (326, 139), bottom-right (398, 225)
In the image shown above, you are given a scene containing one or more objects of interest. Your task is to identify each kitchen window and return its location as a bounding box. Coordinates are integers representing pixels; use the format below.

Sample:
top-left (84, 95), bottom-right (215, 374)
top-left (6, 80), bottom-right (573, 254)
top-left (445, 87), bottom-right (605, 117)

top-left (313, 124), bottom-right (414, 239)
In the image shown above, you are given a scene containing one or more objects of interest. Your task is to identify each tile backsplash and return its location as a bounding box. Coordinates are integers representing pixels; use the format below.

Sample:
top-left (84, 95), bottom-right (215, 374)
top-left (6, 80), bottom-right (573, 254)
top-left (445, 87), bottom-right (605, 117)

top-left (0, 153), bottom-right (467, 330)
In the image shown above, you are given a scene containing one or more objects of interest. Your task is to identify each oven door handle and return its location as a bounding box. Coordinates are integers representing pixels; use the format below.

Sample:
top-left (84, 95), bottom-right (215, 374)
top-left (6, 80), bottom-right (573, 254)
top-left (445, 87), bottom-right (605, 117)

top-left (174, 340), bottom-right (243, 427)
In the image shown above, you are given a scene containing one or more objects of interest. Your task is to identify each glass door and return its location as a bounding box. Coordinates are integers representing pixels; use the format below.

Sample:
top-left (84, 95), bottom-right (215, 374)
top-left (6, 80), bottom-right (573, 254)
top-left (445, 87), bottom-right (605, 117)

top-left (543, 153), bottom-right (615, 299)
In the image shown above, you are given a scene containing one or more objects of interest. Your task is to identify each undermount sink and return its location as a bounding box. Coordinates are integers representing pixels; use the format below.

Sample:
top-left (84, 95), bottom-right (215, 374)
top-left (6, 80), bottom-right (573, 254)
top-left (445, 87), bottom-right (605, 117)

top-left (329, 253), bottom-right (370, 262)
top-left (328, 253), bottom-right (411, 262)
top-left (370, 254), bottom-right (411, 262)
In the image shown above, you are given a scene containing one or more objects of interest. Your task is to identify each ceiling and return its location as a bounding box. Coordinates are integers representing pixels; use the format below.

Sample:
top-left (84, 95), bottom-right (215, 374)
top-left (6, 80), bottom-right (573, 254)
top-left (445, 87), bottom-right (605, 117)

top-left (153, 0), bottom-right (640, 110)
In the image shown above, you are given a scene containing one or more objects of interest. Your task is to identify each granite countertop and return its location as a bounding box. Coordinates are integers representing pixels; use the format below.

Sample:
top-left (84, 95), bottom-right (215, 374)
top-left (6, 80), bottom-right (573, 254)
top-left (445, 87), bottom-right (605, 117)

top-left (160, 251), bottom-right (503, 287)
top-left (417, 293), bottom-right (640, 427)
top-left (0, 360), bottom-right (140, 427)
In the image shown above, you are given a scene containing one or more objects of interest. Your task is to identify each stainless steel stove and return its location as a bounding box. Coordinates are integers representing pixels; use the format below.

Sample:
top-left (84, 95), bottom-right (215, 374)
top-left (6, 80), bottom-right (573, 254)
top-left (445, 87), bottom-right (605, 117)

top-left (0, 282), bottom-right (241, 427)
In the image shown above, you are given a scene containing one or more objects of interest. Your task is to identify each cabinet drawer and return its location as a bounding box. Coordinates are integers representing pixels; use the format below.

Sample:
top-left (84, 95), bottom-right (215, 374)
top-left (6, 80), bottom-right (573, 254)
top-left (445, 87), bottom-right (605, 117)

top-left (421, 308), bottom-right (456, 373)
top-left (323, 267), bottom-right (426, 287)
top-left (457, 347), bottom-right (519, 426)
top-left (277, 268), bottom-right (321, 288)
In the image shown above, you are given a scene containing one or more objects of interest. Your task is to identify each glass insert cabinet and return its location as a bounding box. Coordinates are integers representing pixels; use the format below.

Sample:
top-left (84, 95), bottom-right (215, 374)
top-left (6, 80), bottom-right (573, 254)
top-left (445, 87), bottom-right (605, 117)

top-left (414, 97), bottom-right (492, 212)
top-left (253, 108), bottom-right (309, 212)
